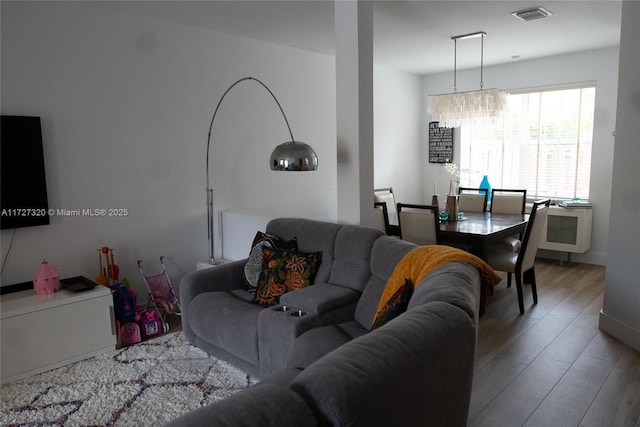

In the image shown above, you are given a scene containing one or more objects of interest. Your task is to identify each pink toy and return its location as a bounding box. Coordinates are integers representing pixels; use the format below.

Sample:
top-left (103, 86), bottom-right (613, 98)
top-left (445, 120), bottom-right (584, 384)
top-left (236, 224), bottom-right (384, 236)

top-left (136, 307), bottom-right (163, 340)
top-left (137, 257), bottom-right (180, 334)
top-left (33, 259), bottom-right (61, 295)
top-left (119, 322), bottom-right (141, 347)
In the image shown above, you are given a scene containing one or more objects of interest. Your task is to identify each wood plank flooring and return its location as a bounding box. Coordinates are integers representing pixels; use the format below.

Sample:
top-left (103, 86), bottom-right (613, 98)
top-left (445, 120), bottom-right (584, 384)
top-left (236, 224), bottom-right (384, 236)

top-left (469, 258), bottom-right (640, 427)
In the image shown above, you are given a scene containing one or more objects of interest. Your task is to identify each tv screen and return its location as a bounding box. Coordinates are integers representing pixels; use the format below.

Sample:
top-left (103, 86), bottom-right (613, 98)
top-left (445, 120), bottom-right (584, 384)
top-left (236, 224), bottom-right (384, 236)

top-left (1, 115), bottom-right (50, 230)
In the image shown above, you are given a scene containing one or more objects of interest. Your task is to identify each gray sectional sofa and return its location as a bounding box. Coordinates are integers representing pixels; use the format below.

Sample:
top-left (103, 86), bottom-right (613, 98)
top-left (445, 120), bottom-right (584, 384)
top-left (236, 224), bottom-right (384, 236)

top-left (171, 217), bottom-right (483, 426)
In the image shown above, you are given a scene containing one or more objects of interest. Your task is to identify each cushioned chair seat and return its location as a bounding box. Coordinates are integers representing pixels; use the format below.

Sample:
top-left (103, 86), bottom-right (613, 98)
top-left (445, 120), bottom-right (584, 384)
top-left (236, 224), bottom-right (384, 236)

top-left (189, 292), bottom-right (264, 364)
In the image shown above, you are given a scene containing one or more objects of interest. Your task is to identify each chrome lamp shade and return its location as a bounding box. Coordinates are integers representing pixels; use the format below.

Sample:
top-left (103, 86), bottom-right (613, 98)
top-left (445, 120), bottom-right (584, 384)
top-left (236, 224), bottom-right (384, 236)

top-left (206, 77), bottom-right (318, 264)
top-left (271, 141), bottom-right (318, 171)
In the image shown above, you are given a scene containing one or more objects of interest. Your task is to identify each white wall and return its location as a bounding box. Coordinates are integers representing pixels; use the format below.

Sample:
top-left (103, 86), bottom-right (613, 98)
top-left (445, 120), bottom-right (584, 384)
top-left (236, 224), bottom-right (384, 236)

top-left (0, 2), bottom-right (337, 295)
top-left (600, 0), bottom-right (640, 352)
top-left (374, 67), bottom-right (424, 205)
top-left (335, 0), bottom-right (374, 226)
top-left (421, 47), bottom-right (620, 265)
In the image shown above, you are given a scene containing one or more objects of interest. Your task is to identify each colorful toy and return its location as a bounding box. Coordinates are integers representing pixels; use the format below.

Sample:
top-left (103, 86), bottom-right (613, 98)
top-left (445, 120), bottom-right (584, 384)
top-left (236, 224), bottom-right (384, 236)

top-left (96, 246), bottom-right (120, 286)
top-left (119, 321), bottom-right (141, 347)
top-left (33, 259), bottom-right (61, 295)
top-left (137, 256), bottom-right (180, 334)
top-left (136, 306), bottom-right (163, 340)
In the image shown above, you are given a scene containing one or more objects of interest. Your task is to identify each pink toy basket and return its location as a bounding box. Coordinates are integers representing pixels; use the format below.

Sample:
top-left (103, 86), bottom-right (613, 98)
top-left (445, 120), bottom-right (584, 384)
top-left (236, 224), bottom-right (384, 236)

top-left (119, 322), bottom-right (141, 347)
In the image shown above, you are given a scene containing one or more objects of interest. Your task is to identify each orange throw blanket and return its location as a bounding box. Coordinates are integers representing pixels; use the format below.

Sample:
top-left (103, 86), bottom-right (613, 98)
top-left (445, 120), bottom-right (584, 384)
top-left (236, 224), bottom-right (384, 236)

top-left (374, 245), bottom-right (502, 318)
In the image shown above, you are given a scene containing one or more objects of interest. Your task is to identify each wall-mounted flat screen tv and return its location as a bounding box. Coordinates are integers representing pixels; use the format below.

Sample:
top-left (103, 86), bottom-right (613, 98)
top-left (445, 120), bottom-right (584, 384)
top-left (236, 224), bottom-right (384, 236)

top-left (1, 115), bottom-right (50, 230)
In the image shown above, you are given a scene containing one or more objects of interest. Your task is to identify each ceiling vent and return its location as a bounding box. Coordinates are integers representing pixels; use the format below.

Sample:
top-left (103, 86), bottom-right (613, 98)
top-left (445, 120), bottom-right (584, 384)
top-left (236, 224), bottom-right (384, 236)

top-left (511, 6), bottom-right (553, 21)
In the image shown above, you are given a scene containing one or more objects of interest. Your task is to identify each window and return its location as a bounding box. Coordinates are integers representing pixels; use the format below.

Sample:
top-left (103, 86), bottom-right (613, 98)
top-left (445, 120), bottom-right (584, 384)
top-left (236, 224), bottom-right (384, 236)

top-left (459, 84), bottom-right (596, 200)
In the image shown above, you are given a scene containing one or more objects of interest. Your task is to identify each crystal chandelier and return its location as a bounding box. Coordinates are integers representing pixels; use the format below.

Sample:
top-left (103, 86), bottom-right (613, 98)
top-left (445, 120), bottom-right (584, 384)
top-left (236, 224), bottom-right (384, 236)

top-left (428, 32), bottom-right (508, 128)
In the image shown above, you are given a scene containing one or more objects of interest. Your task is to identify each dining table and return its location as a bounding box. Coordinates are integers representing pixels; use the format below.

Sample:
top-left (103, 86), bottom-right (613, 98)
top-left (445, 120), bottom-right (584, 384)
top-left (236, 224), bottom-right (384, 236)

top-left (438, 211), bottom-right (529, 315)
top-left (438, 211), bottom-right (528, 260)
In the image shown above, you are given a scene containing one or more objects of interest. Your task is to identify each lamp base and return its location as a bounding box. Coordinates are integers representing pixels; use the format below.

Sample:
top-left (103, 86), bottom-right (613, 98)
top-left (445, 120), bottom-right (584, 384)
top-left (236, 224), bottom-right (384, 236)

top-left (196, 259), bottom-right (228, 271)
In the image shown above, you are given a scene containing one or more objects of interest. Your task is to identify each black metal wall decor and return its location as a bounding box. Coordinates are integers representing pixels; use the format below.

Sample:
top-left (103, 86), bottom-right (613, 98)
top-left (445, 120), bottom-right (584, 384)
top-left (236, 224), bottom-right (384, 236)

top-left (428, 121), bottom-right (454, 163)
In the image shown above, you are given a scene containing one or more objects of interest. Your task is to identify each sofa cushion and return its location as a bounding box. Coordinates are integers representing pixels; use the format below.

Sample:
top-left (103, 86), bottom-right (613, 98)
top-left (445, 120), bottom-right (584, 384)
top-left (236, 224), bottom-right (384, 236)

top-left (254, 247), bottom-right (322, 306)
top-left (244, 231), bottom-right (298, 291)
top-left (286, 320), bottom-right (368, 369)
top-left (328, 225), bottom-right (384, 292)
top-left (289, 302), bottom-right (477, 427)
top-left (354, 236), bottom-right (416, 329)
top-left (188, 291), bottom-right (263, 365)
top-left (279, 283), bottom-right (360, 314)
top-left (371, 278), bottom-right (413, 329)
top-left (229, 288), bottom-right (255, 303)
top-left (266, 218), bottom-right (341, 284)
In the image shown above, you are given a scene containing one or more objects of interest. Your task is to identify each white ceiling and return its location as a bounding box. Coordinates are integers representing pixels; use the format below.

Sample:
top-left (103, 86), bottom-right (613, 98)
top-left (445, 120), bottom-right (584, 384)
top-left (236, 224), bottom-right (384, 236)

top-left (95, 0), bottom-right (623, 75)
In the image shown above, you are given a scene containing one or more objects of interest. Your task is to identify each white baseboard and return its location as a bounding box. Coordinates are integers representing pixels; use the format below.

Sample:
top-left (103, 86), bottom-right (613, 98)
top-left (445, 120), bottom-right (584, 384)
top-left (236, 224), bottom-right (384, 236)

top-left (599, 310), bottom-right (640, 352)
top-left (538, 249), bottom-right (607, 266)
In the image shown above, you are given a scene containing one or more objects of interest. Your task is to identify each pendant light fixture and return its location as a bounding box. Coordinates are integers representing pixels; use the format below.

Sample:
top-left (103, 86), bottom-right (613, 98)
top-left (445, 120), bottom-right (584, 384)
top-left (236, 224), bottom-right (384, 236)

top-left (428, 31), bottom-right (508, 128)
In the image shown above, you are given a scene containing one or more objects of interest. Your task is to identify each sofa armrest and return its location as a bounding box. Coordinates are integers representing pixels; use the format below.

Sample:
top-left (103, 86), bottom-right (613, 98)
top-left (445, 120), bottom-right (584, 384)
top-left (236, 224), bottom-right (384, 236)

top-left (179, 260), bottom-right (247, 312)
top-left (163, 383), bottom-right (317, 427)
top-left (257, 284), bottom-right (361, 378)
top-left (408, 262), bottom-right (481, 322)
top-left (279, 283), bottom-right (360, 314)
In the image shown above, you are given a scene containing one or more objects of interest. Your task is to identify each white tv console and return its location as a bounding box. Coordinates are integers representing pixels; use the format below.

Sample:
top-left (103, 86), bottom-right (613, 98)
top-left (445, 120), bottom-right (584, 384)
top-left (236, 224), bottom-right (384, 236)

top-left (1, 283), bottom-right (116, 384)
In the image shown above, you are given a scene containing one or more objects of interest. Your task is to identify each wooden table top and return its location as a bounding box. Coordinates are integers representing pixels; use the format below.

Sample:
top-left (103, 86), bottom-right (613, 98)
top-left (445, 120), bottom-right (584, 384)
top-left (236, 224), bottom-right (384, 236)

top-left (439, 211), bottom-right (528, 237)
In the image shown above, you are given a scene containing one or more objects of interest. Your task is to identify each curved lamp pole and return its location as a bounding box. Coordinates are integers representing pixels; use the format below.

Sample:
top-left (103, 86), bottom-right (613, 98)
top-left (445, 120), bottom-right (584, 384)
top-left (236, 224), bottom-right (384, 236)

top-left (206, 77), bottom-right (318, 264)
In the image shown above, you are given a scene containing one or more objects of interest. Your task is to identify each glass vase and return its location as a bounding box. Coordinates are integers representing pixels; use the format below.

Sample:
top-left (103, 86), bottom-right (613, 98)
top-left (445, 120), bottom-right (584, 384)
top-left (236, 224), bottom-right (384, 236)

top-left (479, 175), bottom-right (492, 200)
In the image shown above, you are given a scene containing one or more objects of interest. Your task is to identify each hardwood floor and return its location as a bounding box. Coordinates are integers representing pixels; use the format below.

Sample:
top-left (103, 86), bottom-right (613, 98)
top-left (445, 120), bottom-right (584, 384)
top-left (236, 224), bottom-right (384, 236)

top-left (469, 258), bottom-right (640, 427)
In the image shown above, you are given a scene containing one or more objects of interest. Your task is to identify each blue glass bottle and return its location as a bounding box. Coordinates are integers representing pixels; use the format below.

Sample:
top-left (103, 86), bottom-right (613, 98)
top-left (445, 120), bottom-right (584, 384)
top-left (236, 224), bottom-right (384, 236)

top-left (479, 175), bottom-right (492, 200)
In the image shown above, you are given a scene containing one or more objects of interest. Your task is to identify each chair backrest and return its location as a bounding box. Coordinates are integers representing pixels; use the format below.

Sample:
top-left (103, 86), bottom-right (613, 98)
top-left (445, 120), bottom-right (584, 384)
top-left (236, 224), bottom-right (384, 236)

top-left (397, 203), bottom-right (440, 246)
top-left (374, 187), bottom-right (397, 225)
top-left (491, 189), bottom-right (527, 214)
top-left (458, 187), bottom-right (488, 212)
top-left (517, 199), bottom-right (551, 272)
top-left (373, 202), bottom-right (390, 235)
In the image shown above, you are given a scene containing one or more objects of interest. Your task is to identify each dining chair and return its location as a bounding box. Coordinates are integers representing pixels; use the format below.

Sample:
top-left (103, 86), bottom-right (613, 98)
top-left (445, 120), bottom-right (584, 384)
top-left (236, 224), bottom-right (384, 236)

top-left (486, 199), bottom-right (550, 314)
top-left (490, 189), bottom-right (527, 214)
top-left (458, 187), bottom-right (488, 212)
top-left (373, 202), bottom-right (391, 235)
top-left (374, 187), bottom-right (400, 236)
top-left (396, 203), bottom-right (440, 246)
top-left (490, 188), bottom-right (528, 251)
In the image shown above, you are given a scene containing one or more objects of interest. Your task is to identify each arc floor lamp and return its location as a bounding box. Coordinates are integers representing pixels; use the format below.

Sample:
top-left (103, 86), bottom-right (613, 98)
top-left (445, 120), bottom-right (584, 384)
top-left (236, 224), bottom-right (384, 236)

top-left (206, 76), bottom-right (318, 264)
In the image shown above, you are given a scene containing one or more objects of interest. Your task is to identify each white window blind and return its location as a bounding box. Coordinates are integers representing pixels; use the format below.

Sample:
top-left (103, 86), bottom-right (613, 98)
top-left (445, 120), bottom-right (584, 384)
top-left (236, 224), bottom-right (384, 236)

top-left (459, 84), bottom-right (596, 200)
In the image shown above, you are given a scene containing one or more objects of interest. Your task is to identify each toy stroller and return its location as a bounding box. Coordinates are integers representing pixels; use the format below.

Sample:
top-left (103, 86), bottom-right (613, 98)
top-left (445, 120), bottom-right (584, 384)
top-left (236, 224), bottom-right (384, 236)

top-left (137, 256), bottom-right (181, 333)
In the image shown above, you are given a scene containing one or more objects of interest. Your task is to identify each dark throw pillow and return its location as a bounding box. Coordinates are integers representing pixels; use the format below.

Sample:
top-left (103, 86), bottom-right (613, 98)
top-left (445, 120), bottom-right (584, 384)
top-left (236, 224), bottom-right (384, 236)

top-left (253, 247), bottom-right (322, 306)
top-left (244, 231), bottom-right (297, 292)
top-left (371, 278), bottom-right (414, 330)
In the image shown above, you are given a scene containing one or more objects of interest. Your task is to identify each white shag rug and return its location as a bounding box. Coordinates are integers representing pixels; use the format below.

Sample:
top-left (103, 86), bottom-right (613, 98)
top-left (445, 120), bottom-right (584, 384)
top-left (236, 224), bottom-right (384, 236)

top-left (0, 332), bottom-right (255, 426)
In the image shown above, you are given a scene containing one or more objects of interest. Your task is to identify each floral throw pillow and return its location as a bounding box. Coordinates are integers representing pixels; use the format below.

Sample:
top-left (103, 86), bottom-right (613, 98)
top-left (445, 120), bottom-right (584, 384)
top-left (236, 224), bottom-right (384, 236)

top-left (371, 278), bottom-right (413, 330)
top-left (244, 231), bottom-right (297, 292)
top-left (253, 247), bottom-right (322, 306)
